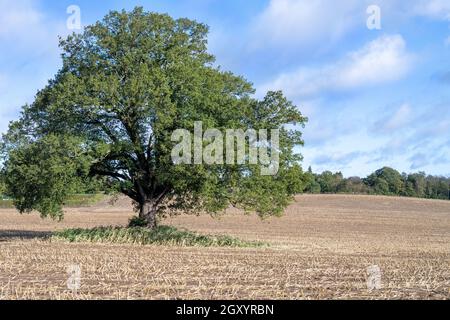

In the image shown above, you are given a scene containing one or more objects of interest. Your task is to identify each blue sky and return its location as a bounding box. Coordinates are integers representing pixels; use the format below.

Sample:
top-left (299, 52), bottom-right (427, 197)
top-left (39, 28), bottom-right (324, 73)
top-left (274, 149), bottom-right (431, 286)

top-left (0, 0), bottom-right (449, 177)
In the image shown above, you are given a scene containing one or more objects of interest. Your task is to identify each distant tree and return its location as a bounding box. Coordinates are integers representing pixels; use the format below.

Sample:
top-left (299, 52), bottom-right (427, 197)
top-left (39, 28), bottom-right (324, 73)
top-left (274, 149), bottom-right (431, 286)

top-left (373, 177), bottom-right (390, 195)
top-left (302, 167), bottom-right (321, 194)
top-left (401, 172), bottom-right (411, 197)
top-left (423, 176), bottom-right (450, 200)
top-left (316, 171), bottom-right (333, 193)
top-left (309, 182), bottom-right (322, 194)
top-left (403, 172), bottom-right (426, 198)
top-left (316, 171), bottom-right (343, 193)
top-left (337, 176), bottom-right (368, 194)
top-left (364, 167), bottom-right (403, 195)
top-left (435, 179), bottom-right (450, 200)
top-left (0, 8), bottom-right (307, 228)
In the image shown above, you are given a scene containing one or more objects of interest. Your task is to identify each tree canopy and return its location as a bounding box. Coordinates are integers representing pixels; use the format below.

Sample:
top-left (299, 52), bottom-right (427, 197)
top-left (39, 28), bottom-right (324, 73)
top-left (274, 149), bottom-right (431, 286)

top-left (0, 7), bottom-right (307, 228)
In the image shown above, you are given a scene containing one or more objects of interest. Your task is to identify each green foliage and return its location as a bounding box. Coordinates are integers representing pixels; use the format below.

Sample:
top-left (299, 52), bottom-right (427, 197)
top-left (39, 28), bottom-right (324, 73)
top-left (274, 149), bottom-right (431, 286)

top-left (364, 167), bottom-right (404, 195)
top-left (301, 166), bottom-right (321, 194)
top-left (305, 167), bottom-right (450, 201)
top-left (0, 175), bottom-right (5, 195)
top-left (64, 194), bottom-right (106, 207)
top-left (128, 216), bottom-right (148, 228)
top-left (315, 171), bottom-right (344, 193)
top-left (1, 7), bottom-right (307, 223)
top-left (424, 176), bottom-right (450, 200)
top-left (0, 194), bottom-right (105, 209)
top-left (337, 176), bottom-right (369, 194)
top-left (52, 225), bottom-right (266, 247)
top-left (1, 135), bottom-right (94, 219)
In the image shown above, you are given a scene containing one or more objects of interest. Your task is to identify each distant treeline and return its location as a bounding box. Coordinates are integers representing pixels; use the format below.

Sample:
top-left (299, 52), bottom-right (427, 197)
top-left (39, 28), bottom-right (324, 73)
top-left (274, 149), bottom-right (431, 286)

top-left (303, 167), bottom-right (450, 200)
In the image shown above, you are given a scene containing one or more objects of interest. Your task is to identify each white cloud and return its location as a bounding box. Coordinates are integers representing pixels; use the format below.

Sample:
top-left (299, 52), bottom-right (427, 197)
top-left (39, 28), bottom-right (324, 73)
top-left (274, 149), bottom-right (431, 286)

top-left (314, 151), bottom-right (366, 166)
top-left (250, 0), bottom-right (450, 51)
top-left (411, 0), bottom-right (450, 44)
top-left (445, 36), bottom-right (450, 47)
top-left (386, 104), bottom-right (413, 130)
top-left (0, 1), bottom-right (67, 137)
top-left (0, 0), bottom-right (43, 39)
top-left (0, 0), bottom-right (68, 51)
top-left (374, 103), bottom-right (413, 133)
top-left (413, 0), bottom-right (450, 20)
top-left (409, 153), bottom-right (429, 170)
top-left (0, 74), bottom-right (7, 90)
top-left (259, 35), bottom-right (413, 98)
top-left (251, 0), bottom-right (362, 50)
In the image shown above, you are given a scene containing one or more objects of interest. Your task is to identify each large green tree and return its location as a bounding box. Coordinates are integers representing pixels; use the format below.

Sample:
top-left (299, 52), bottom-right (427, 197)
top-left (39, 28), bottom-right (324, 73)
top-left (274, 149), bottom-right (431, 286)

top-left (0, 8), bottom-right (307, 228)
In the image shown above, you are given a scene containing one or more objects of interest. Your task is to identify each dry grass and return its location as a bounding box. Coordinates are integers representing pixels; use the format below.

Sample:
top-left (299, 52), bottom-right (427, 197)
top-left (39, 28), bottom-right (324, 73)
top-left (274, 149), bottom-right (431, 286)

top-left (0, 194), bottom-right (449, 300)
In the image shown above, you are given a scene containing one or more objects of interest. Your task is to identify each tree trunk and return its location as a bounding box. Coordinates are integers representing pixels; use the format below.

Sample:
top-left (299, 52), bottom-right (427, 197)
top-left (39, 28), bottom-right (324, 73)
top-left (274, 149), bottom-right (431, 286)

top-left (139, 201), bottom-right (157, 230)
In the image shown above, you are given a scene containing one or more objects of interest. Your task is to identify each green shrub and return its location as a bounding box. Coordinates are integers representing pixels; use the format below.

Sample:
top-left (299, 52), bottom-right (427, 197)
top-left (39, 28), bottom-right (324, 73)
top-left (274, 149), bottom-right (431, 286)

top-left (128, 216), bottom-right (148, 228)
top-left (52, 225), bottom-right (266, 248)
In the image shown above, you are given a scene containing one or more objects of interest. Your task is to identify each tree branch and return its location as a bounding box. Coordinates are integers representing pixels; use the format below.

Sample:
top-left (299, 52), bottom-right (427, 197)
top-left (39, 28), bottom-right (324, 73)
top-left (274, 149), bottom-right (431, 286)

top-left (90, 168), bottom-right (128, 181)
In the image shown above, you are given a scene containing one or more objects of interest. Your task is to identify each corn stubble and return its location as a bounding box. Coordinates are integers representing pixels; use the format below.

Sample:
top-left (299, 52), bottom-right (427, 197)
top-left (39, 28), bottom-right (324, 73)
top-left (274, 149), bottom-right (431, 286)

top-left (0, 194), bottom-right (449, 300)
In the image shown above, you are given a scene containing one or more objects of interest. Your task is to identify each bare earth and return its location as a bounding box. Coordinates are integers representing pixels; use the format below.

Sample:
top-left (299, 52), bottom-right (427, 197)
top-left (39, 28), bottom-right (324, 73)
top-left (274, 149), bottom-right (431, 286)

top-left (0, 194), bottom-right (449, 300)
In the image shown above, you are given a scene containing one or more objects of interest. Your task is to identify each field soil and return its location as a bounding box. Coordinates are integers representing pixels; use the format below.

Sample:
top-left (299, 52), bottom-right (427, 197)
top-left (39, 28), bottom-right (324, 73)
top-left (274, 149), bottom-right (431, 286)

top-left (0, 194), bottom-right (449, 299)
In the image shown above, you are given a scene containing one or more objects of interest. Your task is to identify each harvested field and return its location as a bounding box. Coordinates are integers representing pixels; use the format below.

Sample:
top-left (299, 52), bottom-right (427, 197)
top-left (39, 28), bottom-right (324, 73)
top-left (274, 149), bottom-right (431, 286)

top-left (0, 194), bottom-right (449, 300)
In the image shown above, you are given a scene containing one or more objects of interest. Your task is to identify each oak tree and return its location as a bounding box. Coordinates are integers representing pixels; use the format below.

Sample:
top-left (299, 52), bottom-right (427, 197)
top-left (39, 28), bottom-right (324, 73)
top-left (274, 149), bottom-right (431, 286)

top-left (1, 8), bottom-right (307, 229)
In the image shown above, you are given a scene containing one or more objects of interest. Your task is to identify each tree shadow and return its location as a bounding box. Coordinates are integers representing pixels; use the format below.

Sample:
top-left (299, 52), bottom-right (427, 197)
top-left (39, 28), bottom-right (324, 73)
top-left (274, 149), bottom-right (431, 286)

top-left (0, 230), bottom-right (52, 241)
